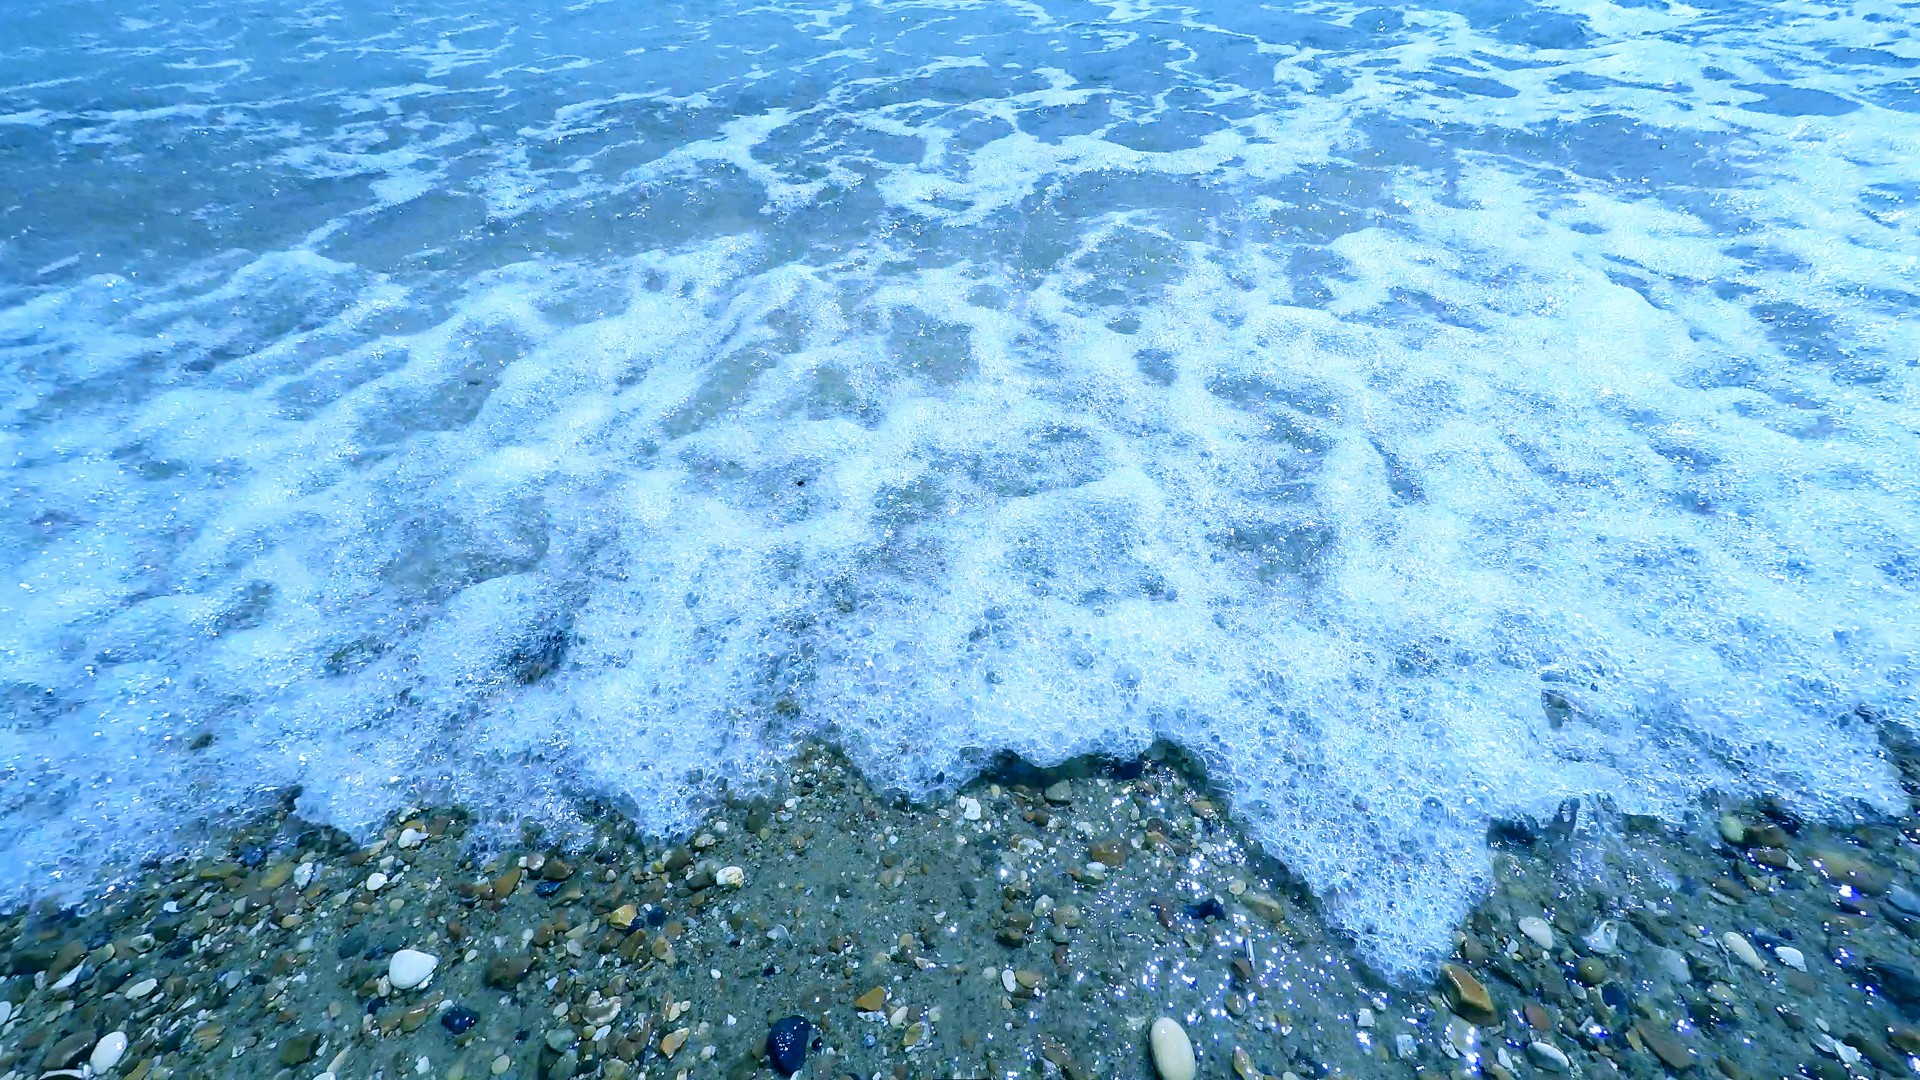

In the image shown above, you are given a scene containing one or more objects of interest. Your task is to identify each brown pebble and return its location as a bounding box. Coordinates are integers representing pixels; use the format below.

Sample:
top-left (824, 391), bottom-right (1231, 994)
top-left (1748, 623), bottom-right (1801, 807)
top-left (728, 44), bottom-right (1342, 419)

top-left (1633, 1021), bottom-right (1696, 1071)
top-left (1440, 963), bottom-right (1497, 1025)
top-left (854, 987), bottom-right (886, 1012)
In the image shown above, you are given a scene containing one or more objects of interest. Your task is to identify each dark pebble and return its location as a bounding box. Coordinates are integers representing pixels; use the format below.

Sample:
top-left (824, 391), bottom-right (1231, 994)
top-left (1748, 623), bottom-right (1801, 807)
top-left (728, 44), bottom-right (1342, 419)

top-left (534, 879), bottom-right (563, 898)
top-left (767, 1015), bottom-right (812, 1076)
top-left (647, 907), bottom-right (668, 928)
top-left (442, 1005), bottom-right (480, 1035)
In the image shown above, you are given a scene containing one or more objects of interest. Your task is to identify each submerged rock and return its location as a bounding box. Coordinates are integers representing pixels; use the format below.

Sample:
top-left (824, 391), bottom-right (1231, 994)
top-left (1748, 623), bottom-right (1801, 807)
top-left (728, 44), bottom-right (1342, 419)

top-left (1150, 1017), bottom-right (1195, 1080)
top-left (766, 1015), bottom-right (812, 1076)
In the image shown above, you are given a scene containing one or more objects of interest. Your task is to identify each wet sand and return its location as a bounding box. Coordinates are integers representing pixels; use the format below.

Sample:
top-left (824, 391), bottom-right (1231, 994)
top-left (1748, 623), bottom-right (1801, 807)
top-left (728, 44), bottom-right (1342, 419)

top-left (6, 735), bottom-right (1920, 1080)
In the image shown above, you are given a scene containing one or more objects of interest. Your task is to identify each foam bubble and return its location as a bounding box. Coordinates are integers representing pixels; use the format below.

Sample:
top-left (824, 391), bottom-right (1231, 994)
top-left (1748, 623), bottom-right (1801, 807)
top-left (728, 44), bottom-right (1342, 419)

top-left (1, 0), bottom-right (1916, 978)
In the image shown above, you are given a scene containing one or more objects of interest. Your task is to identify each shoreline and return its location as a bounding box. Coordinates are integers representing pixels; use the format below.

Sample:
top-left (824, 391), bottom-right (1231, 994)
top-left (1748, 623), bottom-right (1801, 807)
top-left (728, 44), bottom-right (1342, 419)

top-left (4, 742), bottom-right (1920, 1080)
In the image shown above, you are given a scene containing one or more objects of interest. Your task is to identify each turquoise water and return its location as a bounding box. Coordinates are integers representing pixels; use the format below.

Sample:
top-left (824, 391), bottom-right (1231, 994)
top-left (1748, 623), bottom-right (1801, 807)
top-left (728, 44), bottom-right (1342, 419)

top-left (2, 0), bottom-right (1916, 974)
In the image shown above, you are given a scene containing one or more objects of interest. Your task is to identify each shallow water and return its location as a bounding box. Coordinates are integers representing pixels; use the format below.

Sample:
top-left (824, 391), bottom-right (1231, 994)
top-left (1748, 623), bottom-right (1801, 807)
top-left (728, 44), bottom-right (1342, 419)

top-left (2, 0), bottom-right (1916, 976)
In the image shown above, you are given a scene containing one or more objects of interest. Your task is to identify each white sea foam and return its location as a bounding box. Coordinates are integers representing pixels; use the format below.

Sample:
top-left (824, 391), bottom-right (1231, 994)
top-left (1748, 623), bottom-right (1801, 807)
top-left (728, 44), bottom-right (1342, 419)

top-left (1, 0), bottom-right (1916, 976)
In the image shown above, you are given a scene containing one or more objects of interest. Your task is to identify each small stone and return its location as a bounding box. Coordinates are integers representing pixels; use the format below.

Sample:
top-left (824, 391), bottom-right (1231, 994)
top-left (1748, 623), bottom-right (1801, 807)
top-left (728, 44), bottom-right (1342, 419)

top-left (1721, 932), bottom-right (1765, 972)
top-left (547, 1029), bottom-right (578, 1052)
top-left (541, 858), bottom-right (575, 882)
top-left (1240, 891), bottom-right (1286, 925)
top-left (1517, 917), bottom-right (1555, 951)
top-left (1633, 1021), bottom-right (1697, 1071)
top-left (388, 948), bottom-right (439, 990)
top-left (1650, 946), bottom-right (1692, 984)
top-left (1809, 847), bottom-right (1891, 895)
top-left (1439, 963), bottom-right (1497, 1025)
top-left (365, 871), bottom-right (389, 892)
top-left (398, 827), bottom-right (427, 849)
top-left (485, 953), bottom-right (533, 989)
top-left (1576, 958), bottom-right (1607, 985)
top-left (1717, 814), bottom-right (1746, 845)
top-left (1527, 1042), bottom-right (1570, 1073)
top-left (90, 1031), bottom-right (129, 1073)
top-left (43, 1033), bottom-right (93, 1071)
top-left (660, 1028), bottom-right (689, 1058)
top-left (766, 1015), bottom-right (812, 1076)
top-left (959, 796), bottom-right (982, 820)
top-left (1581, 919), bottom-right (1618, 955)
top-left (123, 977), bottom-right (158, 1000)
top-left (443, 1006), bottom-right (480, 1035)
top-left (716, 866), bottom-right (745, 888)
top-left (259, 863), bottom-right (293, 890)
top-left (1150, 1017), bottom-right (1196, 1080)
top-left (280, 1032), bottom-right (320, 1066)
top-left (1044, 781), bottom-right (1073, 804)
top-left (1774, 945), bottom-right (1806, 971)
top-left (902, 1021), bottom-right (929, 1049)
top-left (550, 1050), bottom-right (579, 1079)
top-left (855, 987), bottom-right (887, 1012)
top-left (1232, 1046), bottom-right (1257, 1080)
top-left (609, 904), bottom-right (638, 929)
top-left (294, 861), bottom-right (317, 888)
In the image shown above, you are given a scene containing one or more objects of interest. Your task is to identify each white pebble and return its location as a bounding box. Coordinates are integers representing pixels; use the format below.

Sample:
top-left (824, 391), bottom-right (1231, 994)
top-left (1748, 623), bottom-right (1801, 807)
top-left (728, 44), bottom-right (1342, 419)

top-left (1527, 1041), bottom-right (1570, 1073)
top-left (716, 866), bottom-right (745, 888)
top-left (388, 948), bottom-right (439, 990)
top-left (90, 1030), bottom-right (128, 1072)
top-left (1517, 916), bottom-right (1555, 951)
top-left (958, 797), bottom-right (982, 821)
top-left (1775, 945), bottom-right (1806, 971)
top-left (1582, 919), bottom-right (1618, 955)
top-left (0, 999), bottom-right (12, 1024)
top-left (1721, 932), bottom-right (1766, 971)
top-left (365, 872), bottom-right (389, 892)
top-left (1001, 968), bottom-right (1018, 993)
top-left (122, 977), bottom-right (157, 1000)
top-left (294, 862), bottom-right (316, 889)
top-left (397, 828), bottom-right (426, 849)
top-left (1149, 1017), bottom-right (1196, 1080)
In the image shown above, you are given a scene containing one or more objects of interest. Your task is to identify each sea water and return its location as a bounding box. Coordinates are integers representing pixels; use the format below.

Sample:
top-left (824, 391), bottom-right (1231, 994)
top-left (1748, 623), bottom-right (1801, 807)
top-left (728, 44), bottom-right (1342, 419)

top-left (1, 0), bottom-right (1916, 976)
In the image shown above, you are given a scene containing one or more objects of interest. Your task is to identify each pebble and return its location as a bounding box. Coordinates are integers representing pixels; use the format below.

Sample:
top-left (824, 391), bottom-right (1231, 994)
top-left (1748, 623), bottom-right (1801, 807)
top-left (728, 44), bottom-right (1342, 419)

top-left (1718, 814), bottom-right (1746, 845)
top-left (388, 948), bottom-right (439, 990)
top-left (1044, 781), bottom-right (1073, 804)
top-left (90, 1031), bottom-right (129, 1072)
top-left (1576, 958), bottom-right (1607, 985)
top-left (1775, 945), bottom-right (1807, 971)
top-left (959, 797), bottom-right (983, 821)
top-left (1150, 1017), bottom-right (1196, 1080)
top-left (854, 987), bottom-right (887, 1012)
top-left (1581, 919), bottom-right (1618, 955)
top-left (123, 977), bottom-right (158, 1000)
top-left (766, 1015), bottom-right (812, 1076)
top-left (1527, 1041), bottom-right (1569, 1072)
top-left (1721, 932), bottom-right (1765, 972)
top-left (1650, 946), bottom-right (1692, 984)
top-left (442, 1005), bottom-right (480, 1035)
top-left (1439, 963), bottom-right (1497, 1025)
top-left (365, 872), bottom-right (389, 892)
top-left (1889, 885), bottom-right (1920, 916)
top-left (1517, 917), bottom-right (1555, 950)
top-left (398, 827), bottom-right (427, 848)
top-left (716, 865), bottom-right (745, 888)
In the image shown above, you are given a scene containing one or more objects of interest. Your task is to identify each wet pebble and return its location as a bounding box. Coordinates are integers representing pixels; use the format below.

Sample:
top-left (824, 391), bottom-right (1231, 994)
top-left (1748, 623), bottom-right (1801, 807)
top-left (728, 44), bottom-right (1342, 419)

top-left (1150, 1017), bottom-right (1196, 1080)
top-left (1517, 916), bottom-right (1554, 951)
top-left (443, 1005), bottom-right (480, 1035)
top-left (388, 948), bottom-right (439, 990)
top-left (767, 1015), bottom-right (812, 1075)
